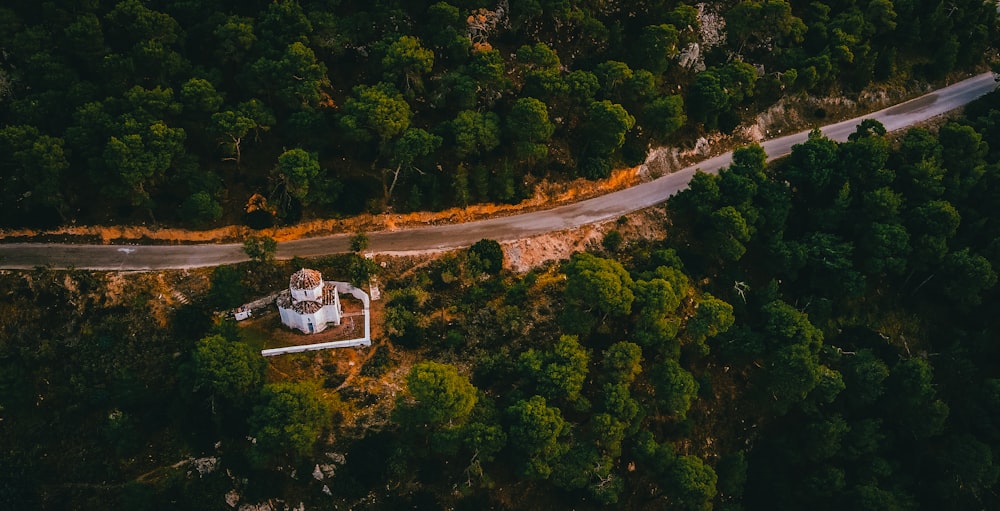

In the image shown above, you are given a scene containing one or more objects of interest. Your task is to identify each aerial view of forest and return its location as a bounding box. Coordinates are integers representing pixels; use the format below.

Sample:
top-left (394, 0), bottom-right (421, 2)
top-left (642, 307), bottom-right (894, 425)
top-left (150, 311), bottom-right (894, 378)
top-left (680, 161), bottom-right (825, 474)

top-left (1, 0), bottom-right (1000, 510)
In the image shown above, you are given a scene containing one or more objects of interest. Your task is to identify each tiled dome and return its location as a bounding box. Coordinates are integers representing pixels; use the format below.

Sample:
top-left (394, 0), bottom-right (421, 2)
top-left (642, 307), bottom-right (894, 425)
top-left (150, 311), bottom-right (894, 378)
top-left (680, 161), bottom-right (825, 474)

top-left (290, 268), bottom-right (322, 290)
top-left (292, 300), bottom-right (322, 314)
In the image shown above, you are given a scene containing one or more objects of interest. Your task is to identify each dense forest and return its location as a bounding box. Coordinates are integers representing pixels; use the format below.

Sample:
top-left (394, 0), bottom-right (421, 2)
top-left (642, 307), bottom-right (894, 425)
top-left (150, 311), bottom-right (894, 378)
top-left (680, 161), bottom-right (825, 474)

top-left (0, 0), bottom-right (996, 228)
top-left (3, 87), bottom-right (1000, 509)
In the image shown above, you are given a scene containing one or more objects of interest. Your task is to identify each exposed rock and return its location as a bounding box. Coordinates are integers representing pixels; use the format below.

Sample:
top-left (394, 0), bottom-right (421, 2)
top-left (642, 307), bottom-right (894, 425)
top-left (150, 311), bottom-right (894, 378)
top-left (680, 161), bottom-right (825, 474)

top-left (677, 3), bottom-right (726, 71)
top-left (312, 464), bottom-right (324, 481)
top-left (678, 42), bottom-right (700, 70)
top-left (192, 457), bottom-right (218, 477)
top-left (238, 502), bottom-right (274, 511)
top-left (322, 485), bottom-right (332, 496)
top-left (225, 490), bottom-right (240, 508)
top-left (319, 464), bottom-right (336, 478)
top-left (325, 452), bottom-right (346, 465)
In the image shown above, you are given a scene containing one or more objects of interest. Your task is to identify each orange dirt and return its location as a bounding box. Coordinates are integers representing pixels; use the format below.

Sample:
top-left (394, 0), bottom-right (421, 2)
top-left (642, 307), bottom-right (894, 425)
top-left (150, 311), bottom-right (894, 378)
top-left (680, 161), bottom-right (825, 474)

top-left (0, 166), bottom-right (641, 245)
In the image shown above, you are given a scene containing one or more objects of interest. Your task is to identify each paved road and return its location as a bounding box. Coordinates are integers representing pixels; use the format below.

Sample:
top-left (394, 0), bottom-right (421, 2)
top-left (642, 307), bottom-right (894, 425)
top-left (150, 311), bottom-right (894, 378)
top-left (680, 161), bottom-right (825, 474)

top-left (1, 72), bottom-right (995, 271)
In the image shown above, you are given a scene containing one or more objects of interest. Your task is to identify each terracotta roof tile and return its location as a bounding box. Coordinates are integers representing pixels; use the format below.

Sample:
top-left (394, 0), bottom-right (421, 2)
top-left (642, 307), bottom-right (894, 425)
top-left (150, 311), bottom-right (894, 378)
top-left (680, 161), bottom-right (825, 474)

top-left (322, 281), bottom-right (339, 305)
top-left (290, 268), bottom-right (322, 290)
top-left (292, 300), bottom-right (322, 314)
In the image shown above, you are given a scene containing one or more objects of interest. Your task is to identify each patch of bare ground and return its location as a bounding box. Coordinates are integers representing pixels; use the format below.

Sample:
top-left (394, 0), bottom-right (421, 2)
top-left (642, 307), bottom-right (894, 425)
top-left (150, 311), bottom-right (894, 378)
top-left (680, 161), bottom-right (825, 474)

top-left (504, 205), bottom-right (669, 272)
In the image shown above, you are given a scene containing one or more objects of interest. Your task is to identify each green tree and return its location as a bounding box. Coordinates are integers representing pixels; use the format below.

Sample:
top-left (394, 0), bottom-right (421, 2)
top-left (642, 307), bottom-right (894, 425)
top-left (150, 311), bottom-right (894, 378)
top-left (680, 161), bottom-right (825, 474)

top-left (757, 300), bottom-right (824, 413)
top-left (467, 48), bottom-right (510, 106)
top-left (507, 97), bottom-right (554, 163)
top-left (102, 120), bottom-right (186, 208)
top-left (63, 13), bottom-right (108, 66)
top-left (563, 252), bottom-right (635, 333)
top-left (243, 235), bottom-right (277, 263)
top-left (726, 0), bottom-right (805, 54)
top-left (211, 107), bottom-right (262, 169)
top-left (468, 238), bottom-right (504, 275)
top-left (633, 277), bottom-right (686, 352)
top-left (350, 232), bottom-right (370, 253)
top-left (582, 100), bottom-right (635, 164)
top-left (382, 35), bottom-right (435, 91)
top-left (939, 248), bottom-right (997, 308)
top-left (347, 254), bottom-right (380, 287)
top-left (404, 361), bottom-right (477, 426)
top-left (250, 42), bottom-right (329, 110)
top-left (339, 82), bottom-right (412, 144)
top-left (601, 341), bottom-right (643, 385)
top-left (895, 128), bottom-right (945, 202)
top-left (255, 0), bottom-right (311, 55)
top-left (688, 71), bottom-right (728, 131)
top-left (449, 110), bottom-right (501, 159)
top-left (685, 293), bottom-right (735, 351)
top-left (104, 0), bottom-right (181, 47)
top-left (180, 190), bottom-right (223, 227)
top-left (939, 122), bottom-right (987, 201)
top-left (938, 433), bottom-right (1000, 506)
top-left (386, 128), bottom-right (442, 201)
top-left (179, 78), bottom-right (223, 114)
top-left (423, 2), bottom-right (469, 62)
top-left (0, 125), bottom-right (68, 224)
top-left (249, 382), bottom-right (330, 463)
top-left (213, 15), bottom-right (256, 64)
top-left (191, 334), bottom-right (264, 411)
top-left (272, 148), bottom-right (321, 206)
top-left (841, 349), bottom-right (890, 406)
top-left (644, 95), bottom-right (687, 142)
top-left (506, 395), bottom-right (569, 479)
top-left (636, 24), bottom-right (680, 74)
top-left (594, 60), bottom-right (634, 100)
top-left (909, 200), bottom-right (960, 265)
top-left (652, 358), bottom-right (699, 420)
top-left (884, 358), bottom-right (949, 440)
top-left (708, 205), bottom-right (752, 262)
top-left (858, 221), bottom-right (910, 275)
top-left (519, 335), bottom-right (591, 402)
top-left (566, 69), bottom-right (601, 105)
top-left (668, 455), bottom-right (719, 511)
top-left (516, 42), bottom-right (561, 70)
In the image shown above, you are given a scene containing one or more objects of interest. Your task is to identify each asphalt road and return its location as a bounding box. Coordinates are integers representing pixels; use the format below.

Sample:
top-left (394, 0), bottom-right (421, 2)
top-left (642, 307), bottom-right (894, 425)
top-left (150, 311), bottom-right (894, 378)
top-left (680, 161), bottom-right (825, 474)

top-left (1, 72), bottom-right (995, 271)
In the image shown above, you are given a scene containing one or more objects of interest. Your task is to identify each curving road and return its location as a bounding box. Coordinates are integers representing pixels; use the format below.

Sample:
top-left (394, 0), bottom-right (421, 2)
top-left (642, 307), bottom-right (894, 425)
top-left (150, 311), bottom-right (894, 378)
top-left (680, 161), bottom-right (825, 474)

top-left (1, 72), bottom-right (996, 271)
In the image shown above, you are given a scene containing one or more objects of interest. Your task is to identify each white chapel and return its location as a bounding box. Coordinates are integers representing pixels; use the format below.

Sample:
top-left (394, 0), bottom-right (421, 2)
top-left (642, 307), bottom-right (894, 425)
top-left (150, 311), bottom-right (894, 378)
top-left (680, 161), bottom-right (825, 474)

top-left (275, 268), bottom-right (342, 334)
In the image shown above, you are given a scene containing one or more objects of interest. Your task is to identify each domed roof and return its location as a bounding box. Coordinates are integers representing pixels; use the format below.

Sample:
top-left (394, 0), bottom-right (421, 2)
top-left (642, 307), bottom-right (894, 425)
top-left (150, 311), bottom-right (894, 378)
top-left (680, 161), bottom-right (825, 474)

top-left (292, 300), bottom-right (322, 314)
top-left (290, 268), bottom-right (322, 290)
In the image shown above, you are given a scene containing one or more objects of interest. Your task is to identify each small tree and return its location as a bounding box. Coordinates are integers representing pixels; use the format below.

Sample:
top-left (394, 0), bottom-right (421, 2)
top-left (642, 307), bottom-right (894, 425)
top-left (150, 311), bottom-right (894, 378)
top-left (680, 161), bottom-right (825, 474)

top-left (506, 395), bottom-right (569, 479)
top-left (404, 361), bottom-right (477, 426)
top-left (243, 235), bottom-right (277, 263)
top-left (350, 232), bottom-right (370, 253)
top-left (191, 334), bottom-right (264, 412)
top-left (468, 238), bottom-right (504, 275)
top-left (249, 382), bottom-right (331, 464)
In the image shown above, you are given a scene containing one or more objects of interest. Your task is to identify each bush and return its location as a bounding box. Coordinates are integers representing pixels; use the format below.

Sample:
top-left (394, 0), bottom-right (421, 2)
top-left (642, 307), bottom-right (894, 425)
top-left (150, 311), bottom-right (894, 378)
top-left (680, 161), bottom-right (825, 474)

top-left (602, 229), bottom-right (624, 252)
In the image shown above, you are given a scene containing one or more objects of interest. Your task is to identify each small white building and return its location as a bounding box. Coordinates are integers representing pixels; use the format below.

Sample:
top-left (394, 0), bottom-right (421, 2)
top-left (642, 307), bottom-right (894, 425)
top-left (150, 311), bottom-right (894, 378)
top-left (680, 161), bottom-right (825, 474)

top-left (233, 305), bottom-right (252, 321)
top-left (275, 268), bottom-right (342, 334)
